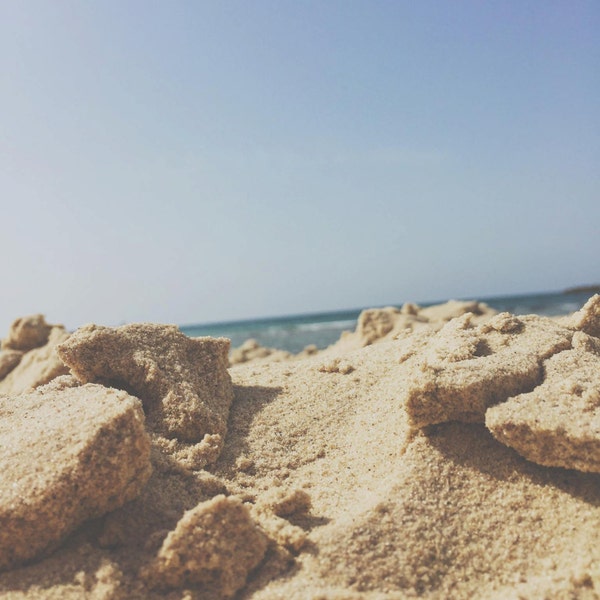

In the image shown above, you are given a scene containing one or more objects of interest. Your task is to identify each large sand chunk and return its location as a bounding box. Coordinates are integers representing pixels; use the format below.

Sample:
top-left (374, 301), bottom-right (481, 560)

top-left (57, 324), bottom-right (233, 467)
top-left (1, 314), bottom-right (52, 352)
top-left (0, 327), bottom-right (70, 396)
top-left (403, 312), bottom-right (573, 428)
top-left (486, 332), bottom-right (600, 472)
top-left (146, 495), bottom-right (268, 597)
top-left (0, 377), bottom-right (151, 570)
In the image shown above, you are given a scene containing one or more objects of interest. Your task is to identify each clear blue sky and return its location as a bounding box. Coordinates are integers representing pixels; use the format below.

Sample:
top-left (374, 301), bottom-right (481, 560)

top-left (1, 1), bottom-right (598, 331)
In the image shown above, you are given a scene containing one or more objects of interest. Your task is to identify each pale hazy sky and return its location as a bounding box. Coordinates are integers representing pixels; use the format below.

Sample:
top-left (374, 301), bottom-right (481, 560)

top-left (1, 1), bottom-right (598, 332)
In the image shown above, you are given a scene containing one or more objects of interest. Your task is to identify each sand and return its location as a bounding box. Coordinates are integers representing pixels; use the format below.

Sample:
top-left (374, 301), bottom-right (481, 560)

top-left (0, 296), bottom-right (599, 599)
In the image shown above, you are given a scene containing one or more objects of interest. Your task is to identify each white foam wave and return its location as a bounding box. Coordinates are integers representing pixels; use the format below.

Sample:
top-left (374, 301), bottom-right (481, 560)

top-left (294, 319), bottom-right (357, 332)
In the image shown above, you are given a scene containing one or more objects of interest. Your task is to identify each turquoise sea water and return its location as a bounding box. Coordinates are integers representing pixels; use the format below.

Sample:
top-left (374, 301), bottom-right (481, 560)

top-left (180, 289), bottom-right (598, 354)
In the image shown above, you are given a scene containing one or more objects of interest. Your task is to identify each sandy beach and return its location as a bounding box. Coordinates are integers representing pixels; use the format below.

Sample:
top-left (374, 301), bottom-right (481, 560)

top-left (1, 296), bottom-right (600, 599)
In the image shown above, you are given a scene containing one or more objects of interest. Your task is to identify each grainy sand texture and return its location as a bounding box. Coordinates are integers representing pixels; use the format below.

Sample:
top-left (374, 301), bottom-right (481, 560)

top-left (1, 296), bottom-right (599, 599)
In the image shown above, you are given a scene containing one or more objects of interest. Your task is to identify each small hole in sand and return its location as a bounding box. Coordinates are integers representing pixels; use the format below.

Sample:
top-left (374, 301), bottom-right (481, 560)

top-left (474, 340), bottom-right (493, 357)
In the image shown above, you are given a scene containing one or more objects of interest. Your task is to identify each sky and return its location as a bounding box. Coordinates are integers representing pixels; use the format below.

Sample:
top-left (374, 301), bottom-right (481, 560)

top-left (1, 1), bottom-right (598, 332)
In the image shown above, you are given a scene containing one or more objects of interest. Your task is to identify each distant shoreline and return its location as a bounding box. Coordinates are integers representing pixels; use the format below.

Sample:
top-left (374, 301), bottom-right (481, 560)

top-left (563, 284), bottom-right (600, 295)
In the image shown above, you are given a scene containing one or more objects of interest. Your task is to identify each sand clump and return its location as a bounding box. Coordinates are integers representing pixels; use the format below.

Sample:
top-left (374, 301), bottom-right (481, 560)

top-left (0, 376), bottom-right (151, 570)
top-left (145, 495), bottom-right (268, 596)
top-left (229, 339), bottom-right (293, 365)
top-left (1, 314), bottom-right (53, 352)
top-left (401, 311), bottom-right (573, 428)
top-left (57, 323), bottom-right (234, 469)
top-left (0, 318), bottom-right (70, 396)
top-left (486, 330), bottom-right (600, 472)
top-left (229, 338), bottom-right (319, 366)
top-left (1, 296), bottom-right (600, 598)
top-left (401, 295), bottom-right (600, 474)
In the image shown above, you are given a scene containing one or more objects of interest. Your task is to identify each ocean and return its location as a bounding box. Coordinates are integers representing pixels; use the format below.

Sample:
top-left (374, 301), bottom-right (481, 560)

top-left (179, 289), bottom-right (598, 354)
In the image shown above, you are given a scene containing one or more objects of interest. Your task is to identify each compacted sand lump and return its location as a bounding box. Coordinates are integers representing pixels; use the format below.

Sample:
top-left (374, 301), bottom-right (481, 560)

top-left (57, 323), bottom-right (233, 470)
top-left (486, 331), bottom-right (600, 472)
top-left (0, 376), bottom-right (151, 571)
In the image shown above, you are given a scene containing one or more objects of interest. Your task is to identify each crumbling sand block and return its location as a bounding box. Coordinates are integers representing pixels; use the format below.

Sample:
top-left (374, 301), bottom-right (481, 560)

top-left (0, 326), bottom-right (70, 395)
top-left (403, 312), bottom-right (574, 428)
top-left (251, 488), bottom-right (312, 553)
top-left (1, 314), bottom-right (53, 352)
top-left (257, 488), bottom-right (312, 518)
top-left (57, 324), bottom-right (234, 447)
top-left (0, 349), bottom-right (22, 380)
top-left (0, 376), bottom-right (151, 570)
top-left (250, 509), bottom-right (308, 553)
top-left (146, 495), bottom-right (268, 597)
top-left (486, 332), bottom-right (600, 472)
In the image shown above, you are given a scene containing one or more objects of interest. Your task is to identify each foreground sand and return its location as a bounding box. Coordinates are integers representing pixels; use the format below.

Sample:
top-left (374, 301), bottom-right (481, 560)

top-left (1, 298), bottom-right (600, 599)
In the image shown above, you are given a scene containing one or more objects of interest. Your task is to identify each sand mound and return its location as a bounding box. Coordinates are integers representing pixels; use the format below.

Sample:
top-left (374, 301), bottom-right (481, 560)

top-left (299, 422), bottom-right (600, 599)
top-left (329, 299), bottom-right (497, 355)
top-left (1, 296), bottom-right (600, 599)
top-left (225, 300), bottom-right (497, 368)
top-left (229, 339), bottom-right (319, 366)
